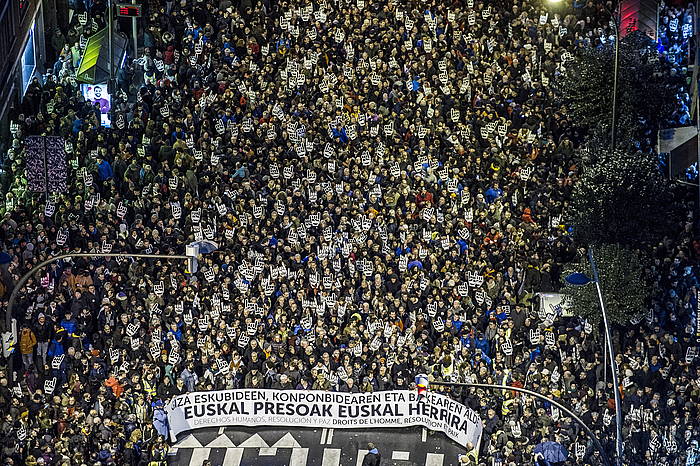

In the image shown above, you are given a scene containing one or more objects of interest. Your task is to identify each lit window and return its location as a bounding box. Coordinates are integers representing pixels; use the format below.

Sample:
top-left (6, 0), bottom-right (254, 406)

top-left (21, 23), bottom-right (36, 93)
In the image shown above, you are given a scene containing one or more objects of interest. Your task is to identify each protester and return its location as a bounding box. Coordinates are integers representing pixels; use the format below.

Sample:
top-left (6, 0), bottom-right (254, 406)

top-left (1, 0), bottom-right (699, 465)
top-left (658, 0), bottom-right (695, 69)
top-left (362, 442), bottom-right (381, 466)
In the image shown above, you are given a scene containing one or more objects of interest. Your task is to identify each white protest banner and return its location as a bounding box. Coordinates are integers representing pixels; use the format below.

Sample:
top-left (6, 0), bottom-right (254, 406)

top-left (166, 389), bottom-right (482, 449)
top-left (537, 292), bottom-right (573, 317)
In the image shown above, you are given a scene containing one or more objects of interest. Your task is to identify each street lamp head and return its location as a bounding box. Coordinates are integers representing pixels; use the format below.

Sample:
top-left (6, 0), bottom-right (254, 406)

top-left (565, 272), bottom-right (594, 286)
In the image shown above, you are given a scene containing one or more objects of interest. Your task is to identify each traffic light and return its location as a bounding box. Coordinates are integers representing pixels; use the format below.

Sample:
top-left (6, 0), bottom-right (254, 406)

top-left (2, 319), bottom-right (17, 358)
top-left (415, 373), bottom-right (429, 400)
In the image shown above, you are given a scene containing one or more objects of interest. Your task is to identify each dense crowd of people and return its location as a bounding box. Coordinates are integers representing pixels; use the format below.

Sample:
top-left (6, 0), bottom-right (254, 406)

top-left (657, 0), bottom-right (694, 128)
top-left (1, 0), bottom-right (699, 465)
top-left (658, 0), bottom-right (695, 68)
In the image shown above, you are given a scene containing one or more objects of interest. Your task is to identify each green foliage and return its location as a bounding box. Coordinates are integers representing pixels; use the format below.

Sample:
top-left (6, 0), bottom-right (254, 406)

top-left (568, 141), bottom-right (673, 247)
top-left (560, 31), bottom-right (682, 143)
top-left (562, 245), bottom-right (649, 326)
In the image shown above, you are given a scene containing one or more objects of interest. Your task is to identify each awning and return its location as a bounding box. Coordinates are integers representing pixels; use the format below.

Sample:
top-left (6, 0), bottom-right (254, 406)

top-left (76, 28), bottom-right (128, 84)
top-left (657, 126), bottom-right (698, 179)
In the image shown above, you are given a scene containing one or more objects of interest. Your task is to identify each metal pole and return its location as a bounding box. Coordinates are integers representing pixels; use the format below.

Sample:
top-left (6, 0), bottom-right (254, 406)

top-left (108, 0), bottom-right (113, 82)
top-left (131, 0), bottom-right (138, 59)
top-left (429, 381), bottom-right (612, 466)
top-left (588, 247), bottom-right (623, 466)
top-left (603, 338), bottom-right (607, 386)
top-left (6, 252), bottom-right (189, 381)
top-left (696, 29), bottom-right (700, 210)
top-left (43, 138), bottom-right (49, 205)
top-left (611, 0), bottom-right (620, 150)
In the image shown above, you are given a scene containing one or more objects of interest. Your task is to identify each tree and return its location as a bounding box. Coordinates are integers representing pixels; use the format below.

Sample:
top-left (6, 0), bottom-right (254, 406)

top-left (562, 245), bottom-right (649, 327)
top-left (559, 31), bottom-right (682, 144)
top-left (568, 141), bottom-right (673, 247)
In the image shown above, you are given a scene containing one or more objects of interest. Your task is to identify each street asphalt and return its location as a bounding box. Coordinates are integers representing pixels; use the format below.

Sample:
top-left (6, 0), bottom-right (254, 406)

top-left (168, 425), bottom-right (468, 466)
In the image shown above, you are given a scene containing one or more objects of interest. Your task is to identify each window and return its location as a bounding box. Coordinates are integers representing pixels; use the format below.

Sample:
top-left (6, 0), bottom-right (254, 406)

top-left (21, 23), bottom-right (35, 93)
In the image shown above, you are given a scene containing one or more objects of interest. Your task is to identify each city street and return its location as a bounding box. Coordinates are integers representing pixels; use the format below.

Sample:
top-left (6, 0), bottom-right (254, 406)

top-left (168, 426), bottom-right (466, 466)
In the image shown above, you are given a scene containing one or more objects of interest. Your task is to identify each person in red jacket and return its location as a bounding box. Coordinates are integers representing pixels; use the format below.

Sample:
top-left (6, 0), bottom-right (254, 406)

top-left (522, 207), bottom-right (535, 223)
top-left (416, 188), bottom-right (434, 207)
top-left (105, 375), bottom-right (125, 398)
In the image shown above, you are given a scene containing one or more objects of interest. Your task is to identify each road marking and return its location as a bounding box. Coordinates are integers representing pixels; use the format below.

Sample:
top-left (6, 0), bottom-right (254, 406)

top-left (223, 448), bottom-right (243, 466)
top-left (259, 448), bottom-right (277, 456)
top-left (238, 433), bottom-right (269, 448)
top-left (320, 428), bottom-right (327, 444)
top-left (188, 448), bottom-right (211, 466)
top-left (426, 453), bottom-right (444, 465)
top-left (218, 426), bottom-right (225, 435)
top-left (326, 428), bottom-right (334, 444)
top-left (206, 434), bottom-right (236, 448)
top-left (272, 432), bottom-right (301, 448)
top-left (356, 450), bottom-right (368, 466)
top-left (177, 434), bottom-right (203, 448)
top-left (422, 428), bottom-right (427, 442)
top-left (322, 448), bottom-right (342, 466)
top-left (392, 451), bottom-right (410, 460)
top-left (290, 448), bottom-right (309, 466)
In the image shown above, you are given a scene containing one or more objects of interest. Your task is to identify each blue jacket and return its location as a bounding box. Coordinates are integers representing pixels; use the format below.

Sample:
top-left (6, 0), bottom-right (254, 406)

top-left (60, 318), bottom-right (78, 337)
top-left (47, 338), bottom-right (65, 358)
top-left (407, 260), bottom-right (423, 270)
top-left (475, 336), bottom-right (490, 356)
top-left (486, 308), bottom-right (508, 323)
top-left (72, 118), bottom-right (82, 135)
top-left (476, 350), bottom-right (492, 366)
top-left (168, 328), bottom-right (182, 341)
top-left (97, 160), bottom-right (113, 181)
top-left (456, 239), bottom-right (469, 254)
top-left (484, 187), bottom-right (503, 203)
top-left (153, 408), bottom-right (169, 438)
top-left (232, 165), bottom-right (249, 179)
top-left (332, 127), bottom-right (349, 144)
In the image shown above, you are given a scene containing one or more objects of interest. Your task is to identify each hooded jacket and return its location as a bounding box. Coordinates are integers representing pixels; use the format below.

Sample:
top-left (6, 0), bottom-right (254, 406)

top-left (104, 376), bottom-right (124, 398)
top-left (19, 329), bottom-right (37, 354)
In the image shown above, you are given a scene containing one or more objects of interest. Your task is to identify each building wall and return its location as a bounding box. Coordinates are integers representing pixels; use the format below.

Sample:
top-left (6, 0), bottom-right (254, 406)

top-left (0, 0), bottom-right (47, 166)
top-left (620, 0), bottom-right (659, 40)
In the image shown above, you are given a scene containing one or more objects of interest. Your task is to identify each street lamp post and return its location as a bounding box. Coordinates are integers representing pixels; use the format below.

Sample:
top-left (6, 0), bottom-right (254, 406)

top-left (587, 248), bottom-right (623, 466)
top-left (417, 376), bottom-right (612, 466)
top-left (108, 0), bottom-right (113, 82)
top-left (565, 248), bottom-right (623, 466)
top-left (5, 252), bottom-right (198, 381)
top-left (610, 0), bottom-right (620, 150)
